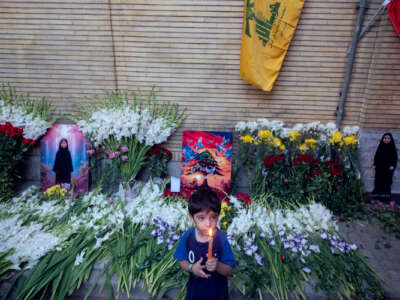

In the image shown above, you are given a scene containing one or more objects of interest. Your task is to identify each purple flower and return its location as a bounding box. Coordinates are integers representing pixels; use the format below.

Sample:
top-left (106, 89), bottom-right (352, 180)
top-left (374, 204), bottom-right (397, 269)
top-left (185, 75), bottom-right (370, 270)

top-left (108, 152), bottom-right (115, 159)
top-left (309, 244), bottom-right (320, 253)
top-left (114, 151), bottom-right (120, 157)
top-left (302, 267), bottom-right (311, 273)
top-left (259, 230), bottom-right (266, 238)
top-left (121, 155), bottom-right (128, 162)
top-left (115, 145), bottom-right (119, 150)
top-left (255, 253), bottom-right (264, 265)
top-left (87, 149), bottom-right (94, 156)
top-left (121, 145), bottom-right (129, 153)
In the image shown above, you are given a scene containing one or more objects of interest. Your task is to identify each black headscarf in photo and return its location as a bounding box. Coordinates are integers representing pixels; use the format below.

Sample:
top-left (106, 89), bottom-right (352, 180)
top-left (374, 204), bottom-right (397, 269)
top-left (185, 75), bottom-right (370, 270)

top-left (53, 138), bottom-right (73, 184)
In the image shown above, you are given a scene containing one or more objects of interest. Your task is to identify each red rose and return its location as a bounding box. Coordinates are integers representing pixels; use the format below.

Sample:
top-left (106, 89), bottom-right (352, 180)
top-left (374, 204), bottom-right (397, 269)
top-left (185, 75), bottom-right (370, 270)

top-left (281, 255), bottom-right (285, 262)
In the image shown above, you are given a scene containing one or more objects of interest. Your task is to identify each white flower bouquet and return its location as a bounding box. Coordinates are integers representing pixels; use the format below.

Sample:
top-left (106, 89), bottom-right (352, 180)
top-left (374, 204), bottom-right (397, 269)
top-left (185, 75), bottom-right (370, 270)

top-left (77, 89), bottom-right (185, 187)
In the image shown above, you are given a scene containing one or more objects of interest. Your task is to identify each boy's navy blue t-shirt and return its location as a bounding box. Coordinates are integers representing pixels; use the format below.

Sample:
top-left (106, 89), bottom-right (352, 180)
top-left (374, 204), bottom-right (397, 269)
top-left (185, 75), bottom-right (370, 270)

top-left (174, 228), bottom-right (235, 300)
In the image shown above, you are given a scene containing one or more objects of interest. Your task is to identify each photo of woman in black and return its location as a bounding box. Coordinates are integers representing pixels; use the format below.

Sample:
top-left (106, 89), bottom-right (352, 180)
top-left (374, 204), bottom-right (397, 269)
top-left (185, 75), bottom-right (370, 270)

top-left (53, 138), bottom-right (73, 187)
top-left (372, 133), bottom-right (398, 200)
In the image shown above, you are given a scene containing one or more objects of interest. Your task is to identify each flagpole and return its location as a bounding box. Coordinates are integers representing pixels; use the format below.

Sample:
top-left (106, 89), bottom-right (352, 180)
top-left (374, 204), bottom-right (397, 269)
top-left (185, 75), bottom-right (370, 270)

top-left (336, 0), bottom-right (368, 128)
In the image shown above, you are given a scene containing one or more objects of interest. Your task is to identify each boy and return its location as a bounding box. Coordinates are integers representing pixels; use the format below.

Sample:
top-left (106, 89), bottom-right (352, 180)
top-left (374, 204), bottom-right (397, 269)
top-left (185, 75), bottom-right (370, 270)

top-left (174, 187), bottom-right (235, 300)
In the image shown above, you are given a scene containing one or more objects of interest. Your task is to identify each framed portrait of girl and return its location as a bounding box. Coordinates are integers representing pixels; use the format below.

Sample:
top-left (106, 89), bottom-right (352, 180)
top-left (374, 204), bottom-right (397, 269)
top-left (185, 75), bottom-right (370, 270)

top-left (40, 124), bottom-right (88, 194)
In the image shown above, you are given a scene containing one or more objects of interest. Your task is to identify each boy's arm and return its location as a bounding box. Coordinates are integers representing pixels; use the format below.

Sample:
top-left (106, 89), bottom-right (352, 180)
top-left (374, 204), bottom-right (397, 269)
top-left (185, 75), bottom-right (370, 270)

top-left (216, 261), bottom-right (233, 277)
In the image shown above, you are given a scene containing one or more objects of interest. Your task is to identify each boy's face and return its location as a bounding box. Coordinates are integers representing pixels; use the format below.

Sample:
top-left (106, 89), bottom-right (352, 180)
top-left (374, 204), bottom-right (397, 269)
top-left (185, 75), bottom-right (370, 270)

top-left (189, 210), bottom-right (219, 237)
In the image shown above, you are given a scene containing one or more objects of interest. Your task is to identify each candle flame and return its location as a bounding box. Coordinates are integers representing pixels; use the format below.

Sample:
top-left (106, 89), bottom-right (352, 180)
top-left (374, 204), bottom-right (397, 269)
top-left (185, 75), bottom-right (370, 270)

top-left (208, 228), bottom-right (213, 237)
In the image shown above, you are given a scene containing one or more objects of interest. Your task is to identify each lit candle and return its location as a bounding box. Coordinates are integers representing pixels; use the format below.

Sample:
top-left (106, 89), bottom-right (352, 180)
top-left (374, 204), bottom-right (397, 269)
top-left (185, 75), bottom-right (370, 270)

top-left (207, 228), bottom-right (213, 259)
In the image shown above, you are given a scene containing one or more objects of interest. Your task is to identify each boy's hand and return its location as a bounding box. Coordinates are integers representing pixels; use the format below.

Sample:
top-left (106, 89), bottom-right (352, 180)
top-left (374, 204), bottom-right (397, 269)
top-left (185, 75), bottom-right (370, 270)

top-left (192, 257), bottom-right (210, 279)
top-left (206, 257), bottom-right (218, 272)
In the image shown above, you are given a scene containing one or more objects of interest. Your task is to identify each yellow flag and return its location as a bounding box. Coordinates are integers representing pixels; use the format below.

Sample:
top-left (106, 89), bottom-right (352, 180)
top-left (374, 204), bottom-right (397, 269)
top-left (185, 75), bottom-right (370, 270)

top-left (240, 0), bottom-right (305, 92)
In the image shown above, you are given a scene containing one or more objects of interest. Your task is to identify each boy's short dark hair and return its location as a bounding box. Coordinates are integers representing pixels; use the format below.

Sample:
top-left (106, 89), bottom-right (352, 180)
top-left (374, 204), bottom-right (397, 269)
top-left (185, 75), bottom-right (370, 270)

top-left (188, 187), bottom-right (221, 216)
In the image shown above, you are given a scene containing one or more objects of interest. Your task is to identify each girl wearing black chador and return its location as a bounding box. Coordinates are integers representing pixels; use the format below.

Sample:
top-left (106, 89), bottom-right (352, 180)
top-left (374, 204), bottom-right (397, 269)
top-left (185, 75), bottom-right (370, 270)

top-left (372, 133), bottom-right (398, 199)
top-left (53, 138), bottom-right (73, 185)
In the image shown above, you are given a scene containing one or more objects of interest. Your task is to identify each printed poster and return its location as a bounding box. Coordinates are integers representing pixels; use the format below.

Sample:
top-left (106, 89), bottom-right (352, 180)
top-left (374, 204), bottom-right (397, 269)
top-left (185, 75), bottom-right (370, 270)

top-left (181, 131), bottom-right (233, 199)
top-left (40, 124), bottom-right (88, 194)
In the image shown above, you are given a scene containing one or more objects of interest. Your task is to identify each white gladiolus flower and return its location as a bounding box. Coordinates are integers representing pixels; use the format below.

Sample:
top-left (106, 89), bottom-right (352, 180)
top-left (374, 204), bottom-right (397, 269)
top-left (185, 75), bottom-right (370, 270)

top-left (74, 249), bottom-right (86, 266)
top-left (0, 104), bottom-right (50, 140)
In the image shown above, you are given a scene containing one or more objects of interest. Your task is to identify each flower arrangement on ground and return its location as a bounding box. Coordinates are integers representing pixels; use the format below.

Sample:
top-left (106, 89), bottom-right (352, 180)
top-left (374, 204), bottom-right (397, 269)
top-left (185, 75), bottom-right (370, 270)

top-left (0, 84), bottom-right (53, 201)
top-left (0, 183), bottom-right (384, 300)
top-left (233, 118), bottom-right (363, 216)
top-left (77, 89), bottom-right (185, 189)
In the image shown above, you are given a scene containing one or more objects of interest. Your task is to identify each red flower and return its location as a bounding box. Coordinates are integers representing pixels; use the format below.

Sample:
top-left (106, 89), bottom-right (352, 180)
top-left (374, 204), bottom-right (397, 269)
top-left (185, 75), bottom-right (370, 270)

top-left (147, 146), bottom-right (172, 161)
top-left (161, 187), bottom-right (174, 197)
top-left (339, 217), bottom-right (345, 222)
top-left (294, 155), bottom-right (314, 164)
top-left (281, 255), bottom-right (285, 262)
top-left (284, 179), bottom-right (290, 185)
top-left (22, 138), bottom-right (31, 145)
top-left (0, 122), bottom-right (23, 138)
top-left (308, 176), bottom-right (312, 181)
top-left (312, 171), bottom-right (322, 177)
top-left (237, 192), bottom-right (251, 205)
top-left (333, 183), bottom-right (339, 189)
top-left (264, 155), bottom-right (284, 168)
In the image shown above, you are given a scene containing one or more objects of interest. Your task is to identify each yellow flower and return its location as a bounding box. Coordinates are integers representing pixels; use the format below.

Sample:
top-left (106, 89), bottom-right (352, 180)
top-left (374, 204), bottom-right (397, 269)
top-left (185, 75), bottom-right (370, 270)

top-left (220, 202), bottom-right (230, 220)
top-left (289, 130), bottom-right (301, 142)
top-left (272, 137), bottom-right (282, 148)
top-left (280, 144), bottom-right (286, 150)
top-left (343, 136), bottom-right (358, 146)
top-left (305, 138), bottom-right (318, 149)
top-left (329, 131), bottom-right (343, 145)
top-left (240, 135), bottom-right (255, 144)
top-left (299, 143), bottom-right (309, 153)
top-left (222, 221), bottom-right (227, 227)
top-left (43, 185), bottom-right (67, 198)
top-left (257, 130), bottom-right (273, 140)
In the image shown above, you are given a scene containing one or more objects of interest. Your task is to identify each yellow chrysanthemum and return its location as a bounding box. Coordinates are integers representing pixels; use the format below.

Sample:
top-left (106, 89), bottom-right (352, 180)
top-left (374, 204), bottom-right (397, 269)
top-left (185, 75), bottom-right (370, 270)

top-left (289, 130), bottom-right (301, 142)
top-left (240, 135), bottom-right (255, 144)
top-left (299, 143), bottom-right (309, 153)
top-left (257, 130), bottom-right (273, 140)
top-left (343, 136), bottom-right (358, 146)
top-left (329, 131), bottom-right (343, 145)
top-left (272, 137), bottom-right (282, 148)
top-left (280, 144), bottom-right (286, 150)
top-left (305, 138), bottom-right (318, 149)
